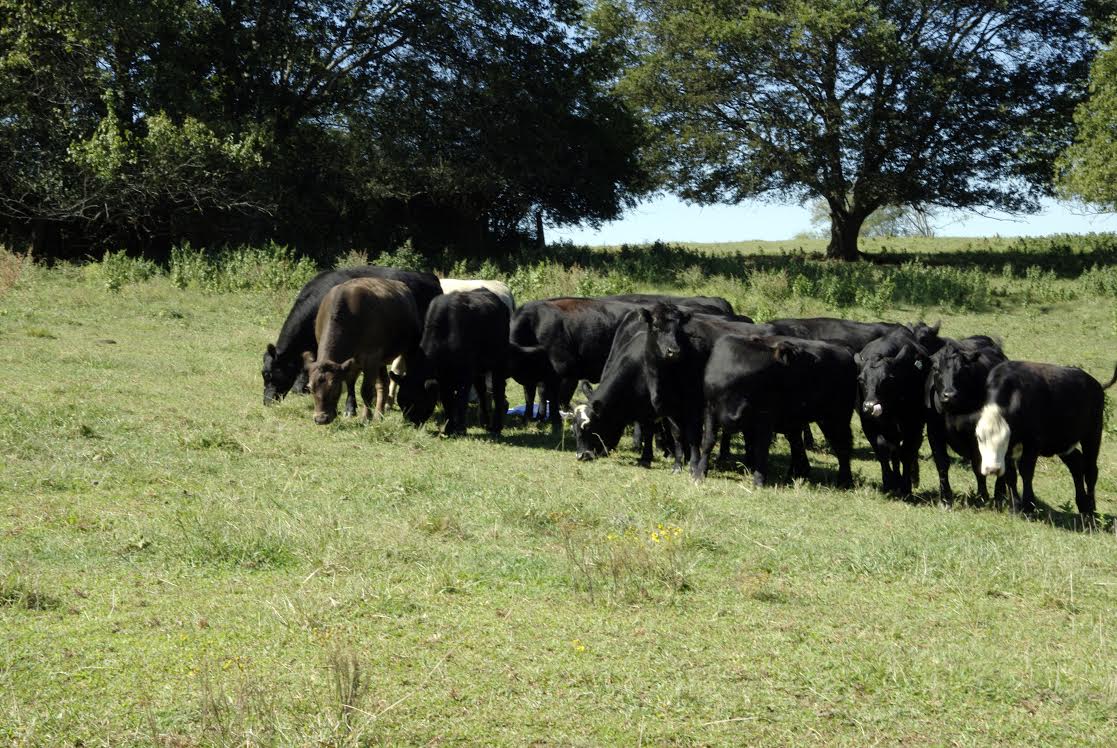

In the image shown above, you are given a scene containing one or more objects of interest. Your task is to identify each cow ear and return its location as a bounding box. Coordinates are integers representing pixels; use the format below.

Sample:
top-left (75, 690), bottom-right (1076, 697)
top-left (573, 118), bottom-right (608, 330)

top-left (339, 358), bottom-right (356, 374)
top-left (923, 367), bottom-right (938, 411)
top-left (266, 343), bottom-right (277, 357)
top-left (579, 380), bottom-right (594, 400)
top-left (773, 341), bottom-right (797, 366)
top-left (301, 351), bottom-right (315, 369)
top-left (679, 309), bottom-right (692, 324)
top-left (930, 320), bottom-right (941, 336)
top-left (639, 308), bottom-right (652, 325)
top-left (894, 344), bottom-right (913, 364)
top-left (853, 352), bottom-right (863, 367)
top-left (424, 378), bottom-right (438, 393)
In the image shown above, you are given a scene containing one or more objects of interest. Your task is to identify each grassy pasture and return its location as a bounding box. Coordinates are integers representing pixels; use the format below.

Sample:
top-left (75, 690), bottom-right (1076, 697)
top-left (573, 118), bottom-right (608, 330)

top-left (4, 238), bottom-right (1117, 745)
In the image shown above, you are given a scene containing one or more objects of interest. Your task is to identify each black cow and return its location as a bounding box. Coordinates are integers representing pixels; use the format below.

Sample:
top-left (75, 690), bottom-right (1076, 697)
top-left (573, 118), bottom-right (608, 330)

top-left (641, 305), bottom-right (768, 472)
top-left (856, 329), bottom-right (933, 496)
top-left (924, 336), bottom-right (1011, 502)
top-left (976, 361), bottom-right (1117, 522)
top-left (765, 317), bottom-right (904, 352)
top-left (263, 265), bottom-right (442, 407)
top-left (696, 335), bottom-right (856, 486)
top-left (391, 289), bottom-right (510, 435)
top-left (509, 294), bottom-right (737, 431)
top-left (565, 311), bottom-right (660, 465)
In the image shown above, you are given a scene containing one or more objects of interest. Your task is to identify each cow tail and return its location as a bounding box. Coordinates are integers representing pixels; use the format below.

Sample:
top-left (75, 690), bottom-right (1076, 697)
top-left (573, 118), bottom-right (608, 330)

top-left (1103, 362), bottom-right (1117, 391)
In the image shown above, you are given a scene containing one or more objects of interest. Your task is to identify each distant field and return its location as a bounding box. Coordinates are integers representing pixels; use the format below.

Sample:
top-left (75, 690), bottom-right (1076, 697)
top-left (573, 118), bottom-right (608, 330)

top-left (3, 239), bottom-right (1117, 745)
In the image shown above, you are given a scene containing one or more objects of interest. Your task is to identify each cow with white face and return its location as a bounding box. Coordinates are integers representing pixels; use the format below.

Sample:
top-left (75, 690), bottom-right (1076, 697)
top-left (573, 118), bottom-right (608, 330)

top-left (976, 360), bottom-right (1117, 524)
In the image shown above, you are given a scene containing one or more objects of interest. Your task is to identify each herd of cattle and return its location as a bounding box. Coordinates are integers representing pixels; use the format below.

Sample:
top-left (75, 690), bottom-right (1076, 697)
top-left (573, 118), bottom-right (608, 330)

top-left (260, 264), bottom-right (1117, 524)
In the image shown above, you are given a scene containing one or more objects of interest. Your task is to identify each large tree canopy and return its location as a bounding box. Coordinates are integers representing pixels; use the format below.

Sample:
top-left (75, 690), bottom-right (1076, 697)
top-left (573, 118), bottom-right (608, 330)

top-left (1058, 43), bottom-right (1117, 210)
top-left (600, 0), bottom-right (1096, 259)
top-left (0, 0), bottom-right (651, 259)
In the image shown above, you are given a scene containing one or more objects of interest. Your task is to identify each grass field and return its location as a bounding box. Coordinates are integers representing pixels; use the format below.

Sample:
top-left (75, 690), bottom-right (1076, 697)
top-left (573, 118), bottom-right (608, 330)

top-left (4, 238), bottom-right (1117, 745)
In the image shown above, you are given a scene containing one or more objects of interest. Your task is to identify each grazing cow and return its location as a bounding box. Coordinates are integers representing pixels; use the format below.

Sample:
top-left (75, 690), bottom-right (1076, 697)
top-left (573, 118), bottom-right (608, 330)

top-left (563, 311), bottom-right (661, 465)
top-left (391, 289), bottom-right (510, 435)
top-left (856, 329), bottom-right (933, 496)
top-left (976, 361), bottom-right (1117, 521)
top-left (924, 336), bottom-right (1010, 502)
top-left (263, 265), bottom-right (441, 407)
top-left (387, 278), bottom-right (515, 406)
top-left (303, 278), bottom-right (421, 425)
top-left (764, 317), bottom-right (904, 352)
top-left (696, 335), bottom-right (856, 485)
top-left (641, 304), bottom-right (768, 471)
top-left (509, 294), bottom-right (737, 431)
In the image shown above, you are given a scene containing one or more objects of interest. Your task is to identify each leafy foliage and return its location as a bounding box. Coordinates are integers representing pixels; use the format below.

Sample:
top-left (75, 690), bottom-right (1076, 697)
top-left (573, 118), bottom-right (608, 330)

top-left (602, 0), bottom-right (1096, 259)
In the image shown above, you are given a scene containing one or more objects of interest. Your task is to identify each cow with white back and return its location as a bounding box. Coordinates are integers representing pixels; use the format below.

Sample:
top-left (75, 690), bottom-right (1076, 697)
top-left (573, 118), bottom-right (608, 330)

top-left (976, 360), bottom-right (1117, 524)
top-left (392, 288), bottom-right (510, 435)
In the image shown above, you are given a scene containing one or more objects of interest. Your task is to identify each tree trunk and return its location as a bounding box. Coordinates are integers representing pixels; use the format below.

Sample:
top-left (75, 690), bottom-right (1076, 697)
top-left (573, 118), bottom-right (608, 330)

top-left (535, 208), bottom-right (545, 250)
top-left (826, 209), bottom-right (865, 261)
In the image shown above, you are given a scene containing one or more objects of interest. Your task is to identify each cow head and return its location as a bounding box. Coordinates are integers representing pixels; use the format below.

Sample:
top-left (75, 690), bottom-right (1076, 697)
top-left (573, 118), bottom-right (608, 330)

top-left (928, 342), bottom-right (986, 414)
top-left (263, 343), bottom-right (305, 405)
top-left (561, 383), bottom-right (624, 461)
top-left (976, 403), bottom-right (1011, 476)
top-left (856, 343), bottom-right (929, 418)
top-left (390, 356), bottom-right (438, 426)
top-left (644, 303), bottom-right (690, 363)
top-left (909, 321), bottom-right (945, 355)
top-left (303, 351), bottom-right (354, 425)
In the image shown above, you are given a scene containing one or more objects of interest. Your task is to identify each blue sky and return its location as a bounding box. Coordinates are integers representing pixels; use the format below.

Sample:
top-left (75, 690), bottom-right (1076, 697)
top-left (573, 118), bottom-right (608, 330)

top-left (550, 194), bottom-right (1117, 245)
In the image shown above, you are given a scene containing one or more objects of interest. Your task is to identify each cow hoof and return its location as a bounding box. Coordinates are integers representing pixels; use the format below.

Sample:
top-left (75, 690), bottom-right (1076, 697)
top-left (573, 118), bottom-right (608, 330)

top-left (636, 459), bottom-right (652, 469)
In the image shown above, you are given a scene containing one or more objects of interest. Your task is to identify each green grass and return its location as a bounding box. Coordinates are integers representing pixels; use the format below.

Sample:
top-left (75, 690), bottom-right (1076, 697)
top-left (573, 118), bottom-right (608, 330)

top-left (4, 239), bottom-right (1117, 745)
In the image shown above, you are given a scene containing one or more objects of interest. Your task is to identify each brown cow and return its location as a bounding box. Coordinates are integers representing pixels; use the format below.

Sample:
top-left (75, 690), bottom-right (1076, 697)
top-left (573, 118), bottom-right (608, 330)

top-left (301, 278), bottom-right (420, 424)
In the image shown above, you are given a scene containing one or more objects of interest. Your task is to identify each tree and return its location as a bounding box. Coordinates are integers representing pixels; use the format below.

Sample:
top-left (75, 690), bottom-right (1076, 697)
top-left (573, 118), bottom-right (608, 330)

top-left (808, 199), bottom-right (936, 238)
top-left (601, 0), bottom-right (1095, 260)
top-left (0, 0), bottom-right (652, 259)
top-left (1058, 45), bottom-right (1117, 210)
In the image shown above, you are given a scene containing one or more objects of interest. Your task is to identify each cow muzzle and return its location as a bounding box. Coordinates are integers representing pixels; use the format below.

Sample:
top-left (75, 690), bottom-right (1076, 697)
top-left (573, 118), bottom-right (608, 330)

top-left (576, 450), bottom-right (595, 462)
top-left (862, 401), bottom-right (883, 417)
top-left (314, 412), bottom-right (336, 425)
top-left (981, 463), bottom-right (1004, 477)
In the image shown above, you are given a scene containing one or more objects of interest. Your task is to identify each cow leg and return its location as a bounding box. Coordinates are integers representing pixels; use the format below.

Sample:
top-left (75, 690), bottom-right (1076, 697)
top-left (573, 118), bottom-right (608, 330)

top-left (819, 416), bottom-right (853, 488)
top-left (1059, 448), bottom-right (1094, 524)
top-left (691, 407), bottom-right (719, 482)
top-left (489, 367), bottom-right (507, 435)
top-left (786, 429), bottom-right (810, 481)
top-left (927, 419), bottom-right (953, 501)
top-left (1015, 449), bottom-right (1039, 514)
top-left (668, 419), bottom-right (687, 473)
top-left (474, 374), bottom-right (490, 429)
top-left (717, 429), bottom-right (734, 464)
top-left (522, 382), bottom-right (537, 426)
top-left (868, 431), bottom-right (895, 493)
top-left (345, 377), bottom-right (358, 418)
top-left (802, 426), bottom-right (816, 451)
top-left (1080, 426), bottom-right (1102, 528)
top-left (637, 420), bottom-right (654, 468)
top-left (749, 422), bottom-right (773, 487)
top-left (358, 369), bottom-right (377, 421)
top-left (374, 366), bottom-right (389, 417)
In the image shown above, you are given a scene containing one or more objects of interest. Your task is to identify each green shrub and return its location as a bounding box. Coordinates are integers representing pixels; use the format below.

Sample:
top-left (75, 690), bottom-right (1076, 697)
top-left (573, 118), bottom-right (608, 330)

top-left (91, 250), bottom-right (159, 291)
top-left (372, 240), bottom-right (427, 272)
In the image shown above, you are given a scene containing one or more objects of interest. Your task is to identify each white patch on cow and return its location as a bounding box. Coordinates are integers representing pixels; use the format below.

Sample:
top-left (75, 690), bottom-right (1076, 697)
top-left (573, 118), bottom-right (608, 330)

top-left (915, 360), bottom-right (924, 370)
top-left (976, 403), bottom-right (1011, 476)
top-left (871, 403), bottom-right (883, 417)
top-left (438, 278), bottom-right (516, 312)
top-left (573, 404), bottom-right (591, 430)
